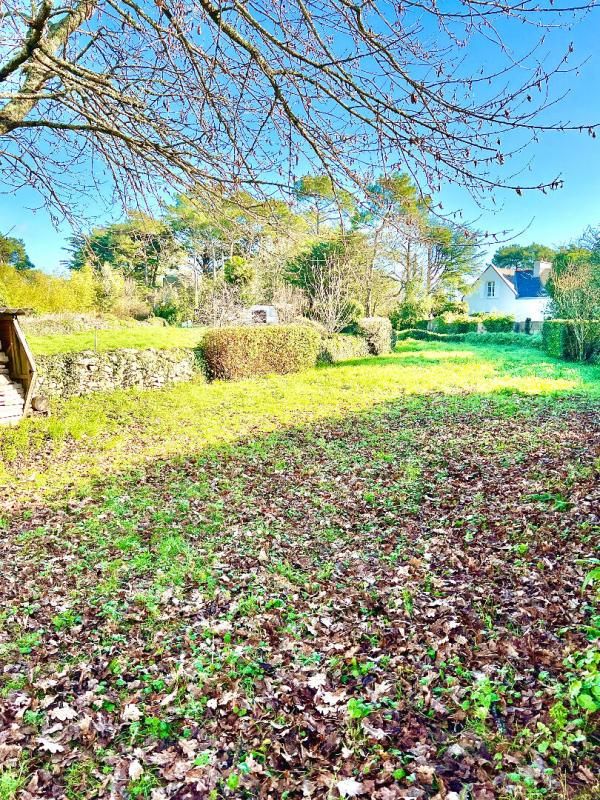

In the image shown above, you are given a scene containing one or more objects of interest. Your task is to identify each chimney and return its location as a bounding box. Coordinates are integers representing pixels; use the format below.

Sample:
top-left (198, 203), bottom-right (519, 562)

top-left (533, 260), bottom-right (552, 285)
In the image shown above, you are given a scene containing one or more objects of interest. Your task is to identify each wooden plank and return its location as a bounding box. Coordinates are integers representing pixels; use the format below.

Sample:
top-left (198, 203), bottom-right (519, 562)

top-left (12, 317), bottom-right (36, 418)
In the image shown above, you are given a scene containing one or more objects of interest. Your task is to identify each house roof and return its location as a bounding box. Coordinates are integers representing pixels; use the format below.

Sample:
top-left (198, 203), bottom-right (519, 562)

top-left (476, 265), bottom-right (548, 299)
top-left (487, 265), bottom-right (517, 295)
top-left (513, 271), bottom-right (548, 298)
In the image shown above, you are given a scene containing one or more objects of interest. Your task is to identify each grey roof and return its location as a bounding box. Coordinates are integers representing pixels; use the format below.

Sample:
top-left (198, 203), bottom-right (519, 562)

top-left (513, 271), bottom-right (548, 299)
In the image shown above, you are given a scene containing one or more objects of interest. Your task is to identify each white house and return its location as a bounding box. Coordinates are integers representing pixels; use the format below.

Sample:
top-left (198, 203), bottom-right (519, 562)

top-left (464, 260), bottom-right (552, 322)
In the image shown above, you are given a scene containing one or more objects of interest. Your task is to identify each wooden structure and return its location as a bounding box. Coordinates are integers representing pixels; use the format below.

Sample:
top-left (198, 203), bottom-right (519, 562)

top-left (0, 309), bottom-right (36, 424)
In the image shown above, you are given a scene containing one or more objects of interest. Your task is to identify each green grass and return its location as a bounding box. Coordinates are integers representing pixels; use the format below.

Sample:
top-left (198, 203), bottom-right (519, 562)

top-left (28, 326), bottom-right (207, 355)
top-left (2, 340), bottom-right (599, 500)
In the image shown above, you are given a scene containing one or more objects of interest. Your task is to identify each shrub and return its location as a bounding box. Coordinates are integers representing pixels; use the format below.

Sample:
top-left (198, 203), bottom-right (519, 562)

top-left (224, 255), bottom-right (254, 286)
top-left (202, 324), bottom-right (321, 380)
top-left (395, 328), bottom-right (465, 343)
top-left (542, 319), bottom-right (600, 361)
top-left (463, 332), bottom-right (542, 349)
top-left (351, 316), bottom-right (393, 354)
top-left (318, 334), bottom-right (370, 364)
top-left (0, 263), bottom-right (96, 313)
top-left (433, 313), bottom-right (478, 334)
top-left (293, 317), bottom-right (329, 337)
top-left (478, 313), bottom-right (515, 333)
top-left (396, 329), bottom-right (542, 349)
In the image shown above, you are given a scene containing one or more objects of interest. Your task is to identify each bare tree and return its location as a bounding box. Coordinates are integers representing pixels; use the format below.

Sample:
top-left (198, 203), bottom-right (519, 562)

top-left (1, 0), bottom-right (597, 218)
top-left (551, 261), bottom-right (600, 360)
top-left (310, 254), bottom-right (360, 333)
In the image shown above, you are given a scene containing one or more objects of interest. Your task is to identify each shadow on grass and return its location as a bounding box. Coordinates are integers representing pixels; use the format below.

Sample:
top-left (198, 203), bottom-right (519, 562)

top-left (2, 384), bottom-right (599, 519)
top-left (1, 340), bottom-right (599, 508)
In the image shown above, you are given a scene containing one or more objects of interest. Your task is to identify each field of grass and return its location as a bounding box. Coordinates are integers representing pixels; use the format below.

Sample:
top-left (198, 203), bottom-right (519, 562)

top-left (28, 326), bottom-right (207, 355)
top-left (0, 341), bottom-right (598, 799)
top-left (1, 340), bottom-right (599, 499)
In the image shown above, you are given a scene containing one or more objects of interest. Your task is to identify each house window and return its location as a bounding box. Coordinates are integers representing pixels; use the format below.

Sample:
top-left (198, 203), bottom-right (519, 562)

top-left (486, 281), bottom-right (495, 298)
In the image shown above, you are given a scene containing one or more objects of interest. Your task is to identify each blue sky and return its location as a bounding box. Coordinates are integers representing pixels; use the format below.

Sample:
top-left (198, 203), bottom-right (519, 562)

top-left (1, 8), bottom-right (599, 273)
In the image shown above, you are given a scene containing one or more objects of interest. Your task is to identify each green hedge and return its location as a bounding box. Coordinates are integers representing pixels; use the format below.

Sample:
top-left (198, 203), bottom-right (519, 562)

top-left (477, 313), bottom-right (515, 333)
top-left (463, 332), bottom-right (542, 349)
top-left (349, 316), bottom-right (393, 354)
top-left (319, 334), bottom-right (370, 364)
top-left (542, 319), bottom-right (600, 361)
top-left (202, 324), bottom-right (321, 380)
top-left (434, 315), bottom-right (479, 334)
top-left (395, 328), bottom-right (465, 343)
top-left (396, 329), bottom-right (542, 349)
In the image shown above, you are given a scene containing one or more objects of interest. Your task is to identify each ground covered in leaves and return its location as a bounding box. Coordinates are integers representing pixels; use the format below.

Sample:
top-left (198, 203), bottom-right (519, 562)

top-left (1, 392), bottom-right (599, 799)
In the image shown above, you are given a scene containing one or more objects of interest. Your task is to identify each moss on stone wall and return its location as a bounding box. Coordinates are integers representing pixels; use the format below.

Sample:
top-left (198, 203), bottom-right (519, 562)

top-left (35, 347), bottom-right (202, 399)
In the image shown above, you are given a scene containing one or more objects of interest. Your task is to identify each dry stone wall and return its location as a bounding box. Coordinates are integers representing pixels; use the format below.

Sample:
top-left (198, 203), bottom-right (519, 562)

top-left (35, 347), bottom-right (200, 399)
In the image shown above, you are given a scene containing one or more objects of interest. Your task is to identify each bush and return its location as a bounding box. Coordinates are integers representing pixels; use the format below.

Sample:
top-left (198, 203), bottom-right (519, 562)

top-left (395, 328), bottom-right (466, 343)
top-left (433, 314), bottom-right (478, 334)
top-left (318, 334), bottom-right (370, 364)
top-left (478, 313), bottom-right (515, 333)
top-left (542, 319), bottom-right (600, 361)
top-left (350, 316), bottom-right (393, 354)
top-left (396, 329), bottom-right (542, 349)
top-left (0, 263), bottom-right (97, 313)
top-left (202, 324), bottom-right (321, 380)
top-left (463, 332), bottom-right (542, 349)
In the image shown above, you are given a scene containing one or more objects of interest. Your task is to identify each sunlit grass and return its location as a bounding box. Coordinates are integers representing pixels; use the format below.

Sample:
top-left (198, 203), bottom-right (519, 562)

top-left (1, 340), bottom-right (598, 499)
top-left (28, 326), bottom-right (207, 355)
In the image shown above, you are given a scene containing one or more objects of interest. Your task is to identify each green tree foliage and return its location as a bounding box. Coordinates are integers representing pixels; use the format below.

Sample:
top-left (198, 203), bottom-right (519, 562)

top-left (0, 263), bottom-right (96, 312)
top-left (293, 175), bottom-right (355, 234)
top-left (224, 256), bottom-right (254, 286)
top-left (492, 243), bottom-right (556, 270)
top-left (0, 234), bottom-right (34, 270)
top-left (67, 212), bottom-right (181, 287)
top-left (286, 234), bottom-right (369, 331)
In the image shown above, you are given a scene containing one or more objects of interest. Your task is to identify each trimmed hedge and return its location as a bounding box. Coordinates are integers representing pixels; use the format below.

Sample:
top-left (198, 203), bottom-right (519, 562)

top-left (350, 316), bottom-right (393, 355)
top-left (396, 328), bottom-right (465, 343)
top-left (396, 329), bottom-right (542, 349)
top-left (202, 324), bottom-right (321, 380)
top-left (463, 332), bottom-right (542, 349)
top-left (319, 334), bottom-right (371, 364)
top-left (434, 315), bottom-right (479, 334)
top-left (477, 313), bottom-right (515, 333)
top-left (542, 319), bottom-right (600, 361)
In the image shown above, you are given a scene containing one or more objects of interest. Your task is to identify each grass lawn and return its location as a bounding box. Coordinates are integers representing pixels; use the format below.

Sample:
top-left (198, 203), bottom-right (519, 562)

top-left (28, 326), bottom-right (207, 355)
top-left (0, 341), bottom-right (598, 799)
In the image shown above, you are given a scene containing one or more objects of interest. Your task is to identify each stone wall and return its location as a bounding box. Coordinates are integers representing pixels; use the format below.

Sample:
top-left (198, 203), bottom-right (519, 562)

top-left (35, 347), bottom-right (201, 399)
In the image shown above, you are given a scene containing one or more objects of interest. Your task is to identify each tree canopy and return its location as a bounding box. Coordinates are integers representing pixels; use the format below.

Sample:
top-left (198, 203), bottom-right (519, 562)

top-left (492, 243), bottom-right (556, 271)
top-left (0, 233), bottom-right (35, 270)
top-left (1, 0), bottom-right (597, 217)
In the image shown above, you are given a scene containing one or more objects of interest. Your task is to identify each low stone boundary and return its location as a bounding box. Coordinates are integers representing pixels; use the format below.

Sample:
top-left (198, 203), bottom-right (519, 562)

top-left (35, 347), bottom-right (200, 399)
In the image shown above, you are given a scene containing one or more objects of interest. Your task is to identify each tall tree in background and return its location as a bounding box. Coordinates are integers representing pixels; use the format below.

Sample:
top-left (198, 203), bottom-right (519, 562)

top-left (1, 0), bottom-right (597, 219)
top-left (0, 234), bottom-right (34, 270)
top-left (293, 176), bottom-right (355, 235)
top-left (67, 212), bottom-right (181, 287)
top-left (492, 243), bottom-right (556, 270)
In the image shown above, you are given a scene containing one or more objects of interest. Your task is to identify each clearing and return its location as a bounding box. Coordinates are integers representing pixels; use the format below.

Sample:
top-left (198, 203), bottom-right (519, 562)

top-left (0, 341), bottom-right (598, 799)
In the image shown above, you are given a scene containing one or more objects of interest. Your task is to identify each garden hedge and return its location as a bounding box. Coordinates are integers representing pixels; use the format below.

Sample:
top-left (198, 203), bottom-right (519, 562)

top-left (542, 319), bottom-right (600, 361)
top-left (202, 324), bottom-right (321, 380)
top-left (350, 316), bottom-right (394, 354)
top-left (478, 313), bottom-right (515, 333)
top-left (319, 334), bottom-right (370, 364)
top-left (434, 315), bottom-right (479, 334)
top-left (396, 329), bottom-right (542, 349)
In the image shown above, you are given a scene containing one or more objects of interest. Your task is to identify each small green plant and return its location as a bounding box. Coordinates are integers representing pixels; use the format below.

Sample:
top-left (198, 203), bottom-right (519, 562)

top-left (0, 766), bottom-right (27, 800)
top-left (128, 773), bottom-right (158, 799)
top-left (347, 697), bottom-right (375, 720)
top-left (52, 609), bottom-right (82, 631)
